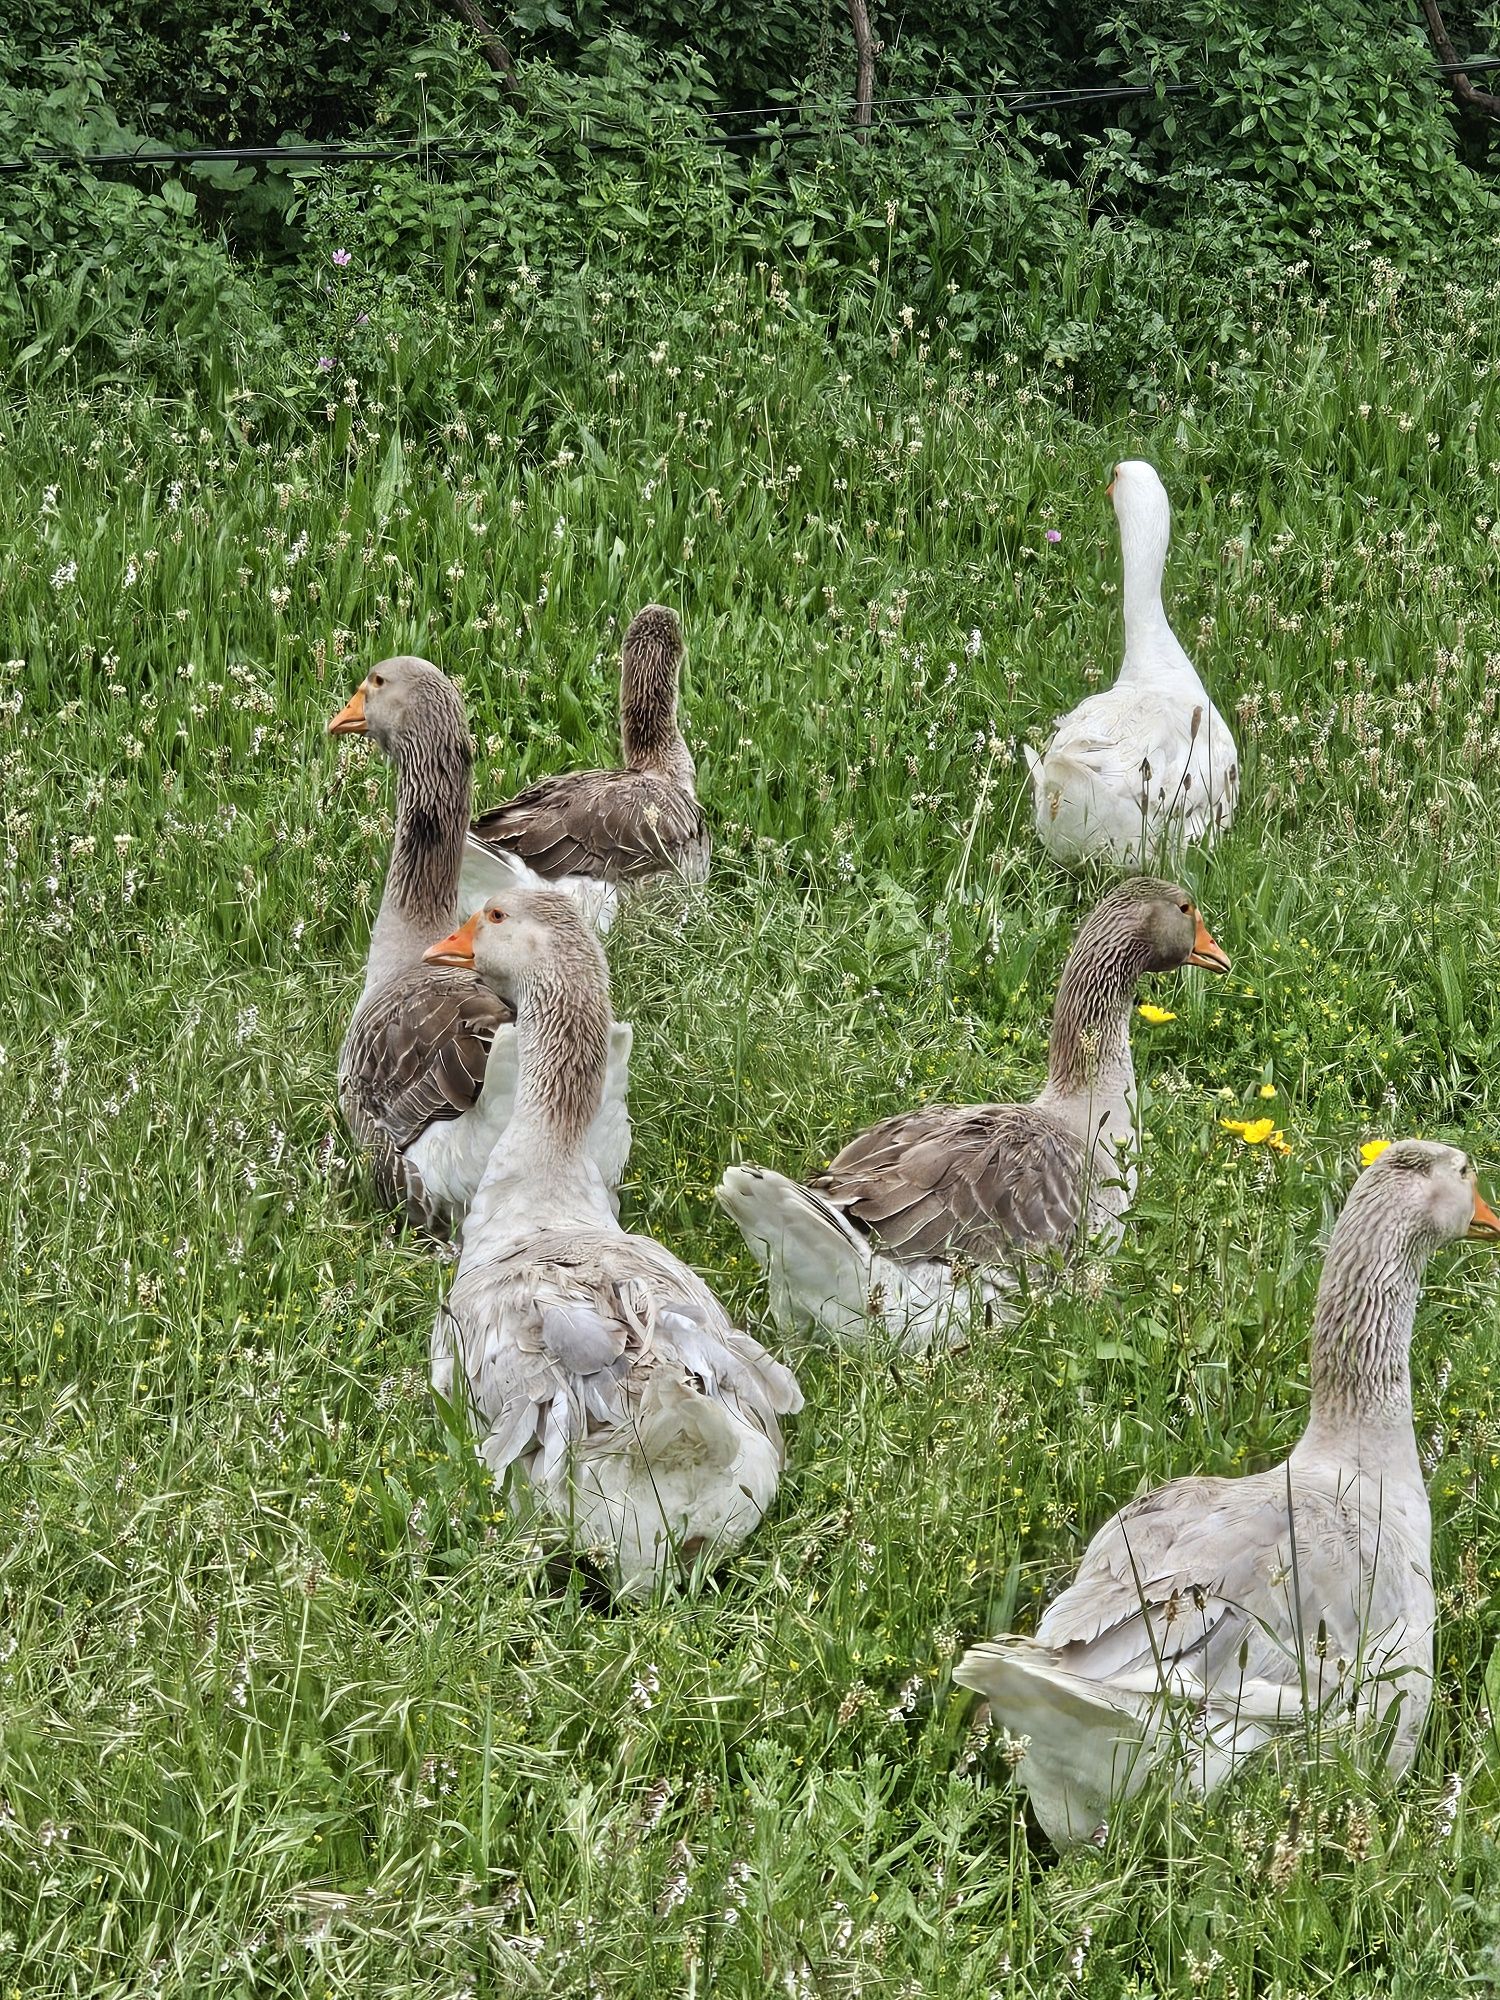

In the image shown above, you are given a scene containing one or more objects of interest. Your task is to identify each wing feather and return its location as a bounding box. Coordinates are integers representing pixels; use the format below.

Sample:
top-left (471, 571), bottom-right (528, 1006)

top-left (341, 964), bottom-right (511, 1153)
top-left (813, 1103), bottom-right (1088, 1263)
top-left (471, 770), bottom-right (707, 883)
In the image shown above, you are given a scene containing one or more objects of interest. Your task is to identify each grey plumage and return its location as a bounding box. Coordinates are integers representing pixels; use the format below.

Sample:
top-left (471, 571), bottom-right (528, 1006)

top-left (469, 605), bottom-right (710, 889)
top-left (329, 656), bottom-right (632, 1235)
top-left (954, 1140), bottom-right (1497, 1845)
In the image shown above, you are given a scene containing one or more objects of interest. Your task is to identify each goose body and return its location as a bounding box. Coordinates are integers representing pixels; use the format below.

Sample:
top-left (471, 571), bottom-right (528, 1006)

top-left (956, 1141), bottom-right (1500, 1845)
top-left (1026, 461), bottom-right (1239, 866)
top-left (432, 891), bottom-right (801, 1594)
top-left (459, 605), bottom-right (710, 932)
top-left (717, 879), bottom-right (1230, 1351)
top-left (329, 657), bottom-right (632, 1236)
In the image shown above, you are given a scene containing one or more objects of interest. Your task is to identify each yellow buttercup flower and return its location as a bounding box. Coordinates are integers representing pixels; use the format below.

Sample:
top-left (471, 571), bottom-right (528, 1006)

top-left (1137, 1003), bottom-right (1176, 1025)
top-left (1258, 1083), bottom-right (1278, 1099)
top-left (1360, 1139), bottom-right (1392, 1166)
top-left (1221, 1117), bottom-right (1278, 1146)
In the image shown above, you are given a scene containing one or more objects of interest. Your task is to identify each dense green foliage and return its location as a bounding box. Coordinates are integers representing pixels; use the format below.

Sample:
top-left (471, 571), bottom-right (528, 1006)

top-left (1, 0), bottom-right (1498, 388)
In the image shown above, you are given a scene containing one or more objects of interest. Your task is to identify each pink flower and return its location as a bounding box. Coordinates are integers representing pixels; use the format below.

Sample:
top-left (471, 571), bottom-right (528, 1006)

top-left (331, 248), bottom-right (352, 268)
top-left (1044, 528), bottom-right (1062, 544)
top-left (317, 356), bottom-right (334, 371)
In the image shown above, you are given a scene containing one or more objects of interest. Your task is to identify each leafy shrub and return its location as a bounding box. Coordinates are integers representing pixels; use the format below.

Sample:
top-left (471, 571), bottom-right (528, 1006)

top-left (0, 47), bottom-right (257, 382)
top-left (1093, 0), bottom-right (1497, 248)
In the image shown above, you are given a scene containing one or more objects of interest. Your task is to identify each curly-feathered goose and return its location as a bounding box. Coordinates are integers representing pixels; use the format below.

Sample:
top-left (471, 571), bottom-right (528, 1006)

top-left (955, 1140), bottom-right (1500, 1847)
top-left (328, 657), bottom-right (632, 1235)
top-left (457, 604), bottom-right (710, 933)
top-left (1025, 461), bottom-right (1239, 866)
top-left (717, 878), bottom-right (1229, 1350)
top-left (428, 889), bottom-right (801, 1595)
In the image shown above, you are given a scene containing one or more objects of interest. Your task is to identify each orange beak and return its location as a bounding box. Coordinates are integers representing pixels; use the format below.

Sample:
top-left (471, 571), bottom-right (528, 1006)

top-left (422, 911), bottom-right (483, 967)
top-left (1467, 1189), bottom-right (1500, 1241)
top-left (327, 684), bottom-right (368, 736)
top-left (1186, 913), bottom-right (1231, 974)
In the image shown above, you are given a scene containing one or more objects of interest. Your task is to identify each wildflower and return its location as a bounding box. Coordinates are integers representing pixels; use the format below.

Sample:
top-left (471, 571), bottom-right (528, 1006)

top-left (331, 249), bottom-right (352, 268)
top-left (1360, 1139), bottom-right (1392, 1166)
top-left (655, 1839), bottom-right (691, 1914)
top-left (1258, 1082), bottom-right (1277, 1099)
top-left (999, 1727), bottom-right (1030, 1769)
top-left (51, 559), bottom-right (77, 590)
top-left (1044, 528), bottom-right (1062, 544)
top-left (1221, 1117), bottom-right (1289, 1155)
top-left (965, 626), bottom-right (982, 659)
top-left (317, 356), bottom-right (334, 372)
top-left (1137, 1003), bottom-right (1176, 1025)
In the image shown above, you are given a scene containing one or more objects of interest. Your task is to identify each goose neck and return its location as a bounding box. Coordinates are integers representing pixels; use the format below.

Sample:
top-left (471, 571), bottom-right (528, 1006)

top-left (1302, 1206), bottom-right (1423, 1449)
top-left (1037, 939), bottom-right (1138, 1131)
top-left (482, 962), bottom-right (610, 1178)
top-left (369, 722), bottom-right (471, 982)
top-left (1119, 505), bottom-right (1176, 663)
top-left (621, 659), bottom-right (694, 787)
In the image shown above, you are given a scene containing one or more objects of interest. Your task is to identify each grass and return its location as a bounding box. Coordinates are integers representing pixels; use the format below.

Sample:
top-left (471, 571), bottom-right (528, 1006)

top-left (3, 249), bottom-right (1500, 1996)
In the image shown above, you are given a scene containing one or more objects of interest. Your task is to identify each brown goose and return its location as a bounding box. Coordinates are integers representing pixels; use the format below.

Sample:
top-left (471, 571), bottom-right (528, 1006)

top-left (428, 889), bottom-right (801, 1595)
top-left (328, 656), bottom-right (632, 1236)
top-left (956, 1141), bottom-right (1500, 1846)
top-left (458, 603), bottom-right (710, 932)
top-left (717, 878), bottom-right (1229, 1349)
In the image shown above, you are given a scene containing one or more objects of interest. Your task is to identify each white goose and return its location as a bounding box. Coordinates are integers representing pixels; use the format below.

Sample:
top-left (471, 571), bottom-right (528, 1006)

top-left (955, 1140), bottom-right (1500, 1847)
top-left (329, 657), bottom-right (632, 1236)
top-left (1025, 460), bottom-right (1239, 866)
top-left (717, 879), bottom-right (1230, 1352)
top-left (458, 604), bottom-right (710, 934)
top-left (428, 888), bottom-right (802, 1595)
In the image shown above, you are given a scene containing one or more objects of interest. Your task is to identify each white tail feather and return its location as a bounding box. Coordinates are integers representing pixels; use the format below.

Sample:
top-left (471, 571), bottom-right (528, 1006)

top-left (954, 1640), bottom-right (1154, 1847)
top-left (954, 1639), bottom-right (1286, 1847)
top-left (715, 1164), bottom-right (990, 1352)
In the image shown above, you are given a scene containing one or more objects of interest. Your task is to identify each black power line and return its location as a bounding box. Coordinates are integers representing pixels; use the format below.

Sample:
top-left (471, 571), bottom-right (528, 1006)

top-left (2, 58), bottom-right (1497, 177)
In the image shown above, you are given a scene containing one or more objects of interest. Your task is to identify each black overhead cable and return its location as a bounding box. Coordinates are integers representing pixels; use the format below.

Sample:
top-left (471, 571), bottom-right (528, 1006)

top-left (1, 58), bottom-right (1497, 177)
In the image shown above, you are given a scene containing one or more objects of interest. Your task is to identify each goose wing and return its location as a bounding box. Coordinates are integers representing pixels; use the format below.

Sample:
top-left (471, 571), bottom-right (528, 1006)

top-left (1045, 687), bottom-right (1239, 839)
top-left (812, 1103), bottom-right (1088, 1264)
top-left (1035, 1468), bottom-right (1376, 1699)
top-left (471, 770), bottom-right (706, 883)
top-left (342, 963), bottom-right (511, 1152)
top-left (447, 1230), bottom-right (800, 1483)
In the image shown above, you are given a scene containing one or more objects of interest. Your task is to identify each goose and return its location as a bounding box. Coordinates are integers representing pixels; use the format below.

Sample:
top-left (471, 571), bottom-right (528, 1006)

top-left (457, 604), bottom-right (710, 933)
top-left (1025, 461), bottom-right (1239, 866)
top-left (328, 656), bottom-right (633, 1236)
top-left (717, 878), bottom-right (1230, 1351)
top-left (955, 1140), bottom-right (1500, 1847)
top-left (428, 888), bottom-right (802, 1594)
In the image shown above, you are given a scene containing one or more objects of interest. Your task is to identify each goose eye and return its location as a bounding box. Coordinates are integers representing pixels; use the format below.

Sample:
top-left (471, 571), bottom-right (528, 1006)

top-left (369, 673), bottom-right (384, 688)
top-left (487, 909), bottom-right (505, 924)
top-left (1179, 902), bottom-right (1192, 915)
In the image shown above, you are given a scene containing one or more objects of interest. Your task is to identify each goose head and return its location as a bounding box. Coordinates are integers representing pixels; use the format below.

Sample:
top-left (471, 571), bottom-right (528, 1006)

top-left (1075, 875), bottom-right (1230, 981)
top-left (423, 887), bottom-right (610, 1006)
top-left (328, 655), bottom-right (466, 761)
top-left (1352, 1140), bottom-right (1500, 1253)
top-left (1107, 459), bottom-right (1170, 530)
